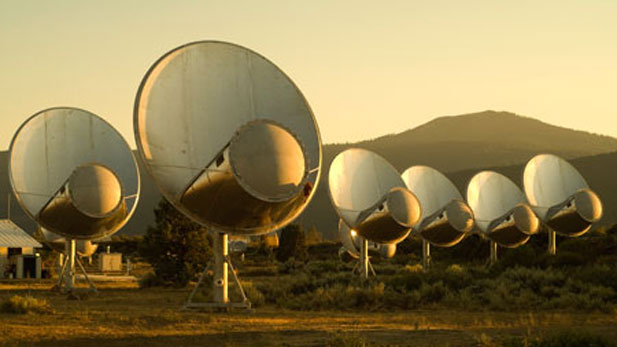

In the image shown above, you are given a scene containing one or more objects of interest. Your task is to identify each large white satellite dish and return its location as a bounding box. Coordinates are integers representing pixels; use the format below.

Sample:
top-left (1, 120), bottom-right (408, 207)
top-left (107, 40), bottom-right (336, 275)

top-left (328, 148), bottom-right (420, 277)
top-left (523, 154), bottom-right (602, 254)
top-left (9, 107), bottom-right (139, 293)
top-left (338, 219), bottom-right (396, 273)
top-left (467, 171), bottom-right (539, 262)
top-left (37, 227), bottom-right (101, 291)
top-left (401, 166), bottom-right (474, 268)
top-left (38, 228), bottom-right (99, 257)
top-left (134, 41), bottom-right (321, 309)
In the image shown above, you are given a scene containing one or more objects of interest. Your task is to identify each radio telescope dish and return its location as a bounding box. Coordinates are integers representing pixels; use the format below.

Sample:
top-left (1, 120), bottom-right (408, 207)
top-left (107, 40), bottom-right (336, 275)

top-left (9, 107), bottom-right (139, 294)
top-left (135, 41), bottom-right (320, 236)
top-left (524, 154), bottom-right (602, 254)
top-left (338, 219), bottom-right (396, 271)
top-left (38, 227), bottom-right (99, 257)
top-left (401, 166), bottom-right (474, 269)
top-left (134, 41), bottom-right (321, 309)
top-left (9, 107), bottom-right (139, 240)
top-left (329, 148), bottom-right (420, 244)
top-left (329, 149), bottom-right (419, 277)
top-left (467, 171), bottom-right (539, 263)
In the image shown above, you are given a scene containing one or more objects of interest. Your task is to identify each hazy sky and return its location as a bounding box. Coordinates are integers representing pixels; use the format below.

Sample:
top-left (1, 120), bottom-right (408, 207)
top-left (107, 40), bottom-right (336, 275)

top-left (1, 1), bottom-right (616, 150)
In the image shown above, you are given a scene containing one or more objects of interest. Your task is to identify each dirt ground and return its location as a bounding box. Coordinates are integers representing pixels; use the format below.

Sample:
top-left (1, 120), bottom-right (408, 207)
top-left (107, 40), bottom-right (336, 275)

top-left (0, 280), bottom-right (616, 346)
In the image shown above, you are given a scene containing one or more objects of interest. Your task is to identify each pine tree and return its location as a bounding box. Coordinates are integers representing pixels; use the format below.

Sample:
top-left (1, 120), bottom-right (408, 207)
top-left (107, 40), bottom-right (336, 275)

top-left (276, 224), bottom-right (307, 262)
top-left (139, 199), bottom-right (212, 286)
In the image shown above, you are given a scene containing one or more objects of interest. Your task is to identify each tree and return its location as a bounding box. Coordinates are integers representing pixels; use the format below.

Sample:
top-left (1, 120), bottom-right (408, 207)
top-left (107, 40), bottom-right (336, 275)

top-left (276, 224), bottom-right (307, 262)
top-left (139, 199), bottom-right (212, 286)
top-left (305, 226), bottom-right (323, 245)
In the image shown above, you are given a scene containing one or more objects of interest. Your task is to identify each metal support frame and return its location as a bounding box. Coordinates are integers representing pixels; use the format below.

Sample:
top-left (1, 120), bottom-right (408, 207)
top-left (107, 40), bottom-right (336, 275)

top-left (359, 238), bottom-right (369, 278)
top-left (53, 239), bottom-right (97, 294)
top-left (489, 241), bottom-right (498, 264)
top-left (422, 240), bottom-right (431, 270)
top-left (184, 231), bottom-right (251, 310)
top-left (352, 238), bottom-right (376, 278)
top-left (548, 229), bottom-right (557, 255)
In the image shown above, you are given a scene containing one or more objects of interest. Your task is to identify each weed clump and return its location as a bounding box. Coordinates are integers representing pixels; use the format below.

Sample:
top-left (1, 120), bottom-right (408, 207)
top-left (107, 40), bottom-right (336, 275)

top-left (0, 295), bottom-right (53, 314)
top-left (503, 330), bottom-right (615, 347)
top-left (326, 332), bottom-right (370, 346)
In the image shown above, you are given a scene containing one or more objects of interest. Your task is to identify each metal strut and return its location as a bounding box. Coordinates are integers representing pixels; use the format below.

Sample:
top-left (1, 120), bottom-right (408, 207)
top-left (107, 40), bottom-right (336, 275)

top-left (548, 228), bottom-right (557, 255)
top-left (489, 241), bottom-right (498, 265)
top-left (422, 240), bottom-right (431, 270)
top-left (352, 238), bottom-right (376, 277)
top-left (54, 239), bottom-right (97, 294)
top-left (53, 256), bottom-right (69, 290)
top-left (183, 231), bottom-right (251, 310)
top-left (75, 256), bottom-right (97, 293)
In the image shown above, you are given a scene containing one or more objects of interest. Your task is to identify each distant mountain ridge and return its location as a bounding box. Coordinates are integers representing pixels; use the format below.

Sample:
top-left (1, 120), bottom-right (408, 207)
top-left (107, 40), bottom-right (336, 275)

top-left (298, 111), bottom-right (617, 239)
top-left (1, 110), bottom-right (616, 241)
top-left (326, 110), bottom-right (617, 173)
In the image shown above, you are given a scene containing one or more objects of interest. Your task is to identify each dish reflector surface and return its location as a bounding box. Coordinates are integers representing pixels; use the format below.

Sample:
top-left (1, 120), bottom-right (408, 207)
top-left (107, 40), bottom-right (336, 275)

top-left (401, 166), bottom-right (464, 226)
top-left (134, 41), bottom-right (321, 234)
top-left (523, 154), bottom-right (589, 220)
top-left (328, 148), bottom-right (409, 227)
top-left (467, 171), bottom-right (527, 232)
top-left (338, 219), bottom-right (396, 259)
top-left (9, 107), bottom-right (140, 240)
top-left (401, 166), bottom-right (473, 247)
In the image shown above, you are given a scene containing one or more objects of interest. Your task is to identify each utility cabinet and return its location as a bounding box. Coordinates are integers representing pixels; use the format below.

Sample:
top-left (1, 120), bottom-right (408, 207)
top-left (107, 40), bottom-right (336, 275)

top-left (99, 253), bottom-right (122, 272)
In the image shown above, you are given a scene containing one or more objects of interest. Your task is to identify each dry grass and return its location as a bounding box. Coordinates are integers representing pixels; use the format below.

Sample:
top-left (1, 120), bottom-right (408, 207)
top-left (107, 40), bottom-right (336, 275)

top-left (0, 281), bottom-right (616, 346)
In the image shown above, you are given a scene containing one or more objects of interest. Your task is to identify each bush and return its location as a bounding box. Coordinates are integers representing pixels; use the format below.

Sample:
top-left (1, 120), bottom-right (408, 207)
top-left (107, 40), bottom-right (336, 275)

top-left (139, 199), bottom-right (212, 287)
top-left (1, 295), bottom-right (53, 314)
top-left (531, 330), bottom-right (616, 347)
top-left (325, 332), bottom-right (369, 347)
top-left (276, 224), bottom-right (308, 262)
top-left (504, 330), bottom-right (616, 347)
top-left (238, 281), bottom-right (265, 308)
top-left (139, 272), bottom-right (173, 288)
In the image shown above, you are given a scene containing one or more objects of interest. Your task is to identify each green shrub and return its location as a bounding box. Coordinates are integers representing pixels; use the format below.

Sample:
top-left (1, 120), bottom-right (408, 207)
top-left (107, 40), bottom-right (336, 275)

top-left (240, 281), bottom-right (265, 308)
top-left (1, 295), bottom-right (53, 314)
top-left (531, 330), bottom-right (616, 347)
top-left (574, 265), bottom-right (617, 291)
top-left (138, 272), bottom-right (174, 288)
top-left (276, 224), bottom-right (308, 262)
top-left (504, 330), bottom-right (616, 347)
top-left (386, 272), bottom-right (422, 292)
top-left (139, 199), bottom-right (212, 287)
top-left (325, 332), bottom-right (369, 347)
top-left (418, 281), bottom-right (449, 304)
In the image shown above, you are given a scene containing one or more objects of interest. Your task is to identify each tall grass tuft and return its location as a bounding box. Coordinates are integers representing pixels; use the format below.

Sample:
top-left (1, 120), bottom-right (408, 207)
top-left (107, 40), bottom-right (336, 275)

top-left (0, 295), bottom-right (53, 314)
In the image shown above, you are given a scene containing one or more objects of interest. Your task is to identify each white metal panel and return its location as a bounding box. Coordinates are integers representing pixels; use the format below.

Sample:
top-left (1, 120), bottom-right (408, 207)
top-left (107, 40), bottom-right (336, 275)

top-left (135, 41), bottom-right (321, 204)
top-left (523, 154), bottom-right (588, 220)
top-left (401, 166), bottom-right (462, 227)
top-left (466, 171), bottom-right (527, 232)
top-left (328, 148), bottom-right (406, 228)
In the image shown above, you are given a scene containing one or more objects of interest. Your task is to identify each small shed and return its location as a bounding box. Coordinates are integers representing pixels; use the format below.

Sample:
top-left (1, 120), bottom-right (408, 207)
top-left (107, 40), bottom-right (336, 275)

top-left (0, 220), bottom-right (43, 279)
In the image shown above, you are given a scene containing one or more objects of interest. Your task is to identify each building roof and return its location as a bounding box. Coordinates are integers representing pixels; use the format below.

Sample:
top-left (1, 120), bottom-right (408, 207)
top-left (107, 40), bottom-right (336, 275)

top-left (0, 220), bottom-right (42, 248)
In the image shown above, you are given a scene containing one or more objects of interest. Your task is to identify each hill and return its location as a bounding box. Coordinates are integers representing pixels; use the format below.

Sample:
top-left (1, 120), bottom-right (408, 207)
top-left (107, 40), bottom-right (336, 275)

top-left (1, 110), bottom-right (616, 240)
top-left (297, 111), bottom-right (617, 239)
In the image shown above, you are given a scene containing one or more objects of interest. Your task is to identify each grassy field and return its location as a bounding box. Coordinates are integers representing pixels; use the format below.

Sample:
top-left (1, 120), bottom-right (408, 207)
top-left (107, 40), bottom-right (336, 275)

top-left (4, 232), bottom-right (617, 347)
top-left (0, 280), bottom-right (616, 346)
